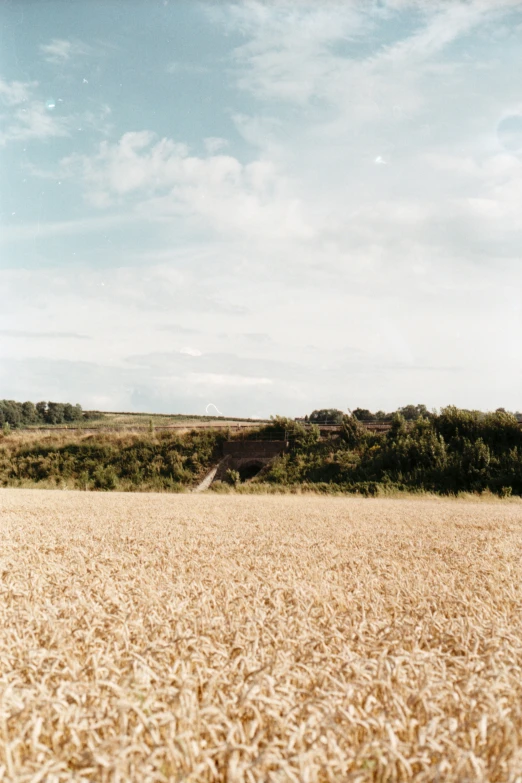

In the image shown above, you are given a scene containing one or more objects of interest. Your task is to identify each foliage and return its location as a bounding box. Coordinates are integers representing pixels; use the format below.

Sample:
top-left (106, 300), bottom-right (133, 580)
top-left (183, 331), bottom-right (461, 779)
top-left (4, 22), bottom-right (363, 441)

top-left (258, 407), bottom-right (522, 497)
top-left (339, 414), bottom-right (367, 448)
top-left (308, 408), bottom-right (344, 424)
top-left (225, 468), bottom-right (240, 487)
top-left (0, 399), bottom-right (86, 428)
top-left (352, 408), bottom-right (378, 421)
top-left (0, 429), bottom-right (226, 491)
top-left (2, 405), bottom-right (522, 497)
top-left (352, 404), bottom-right (433, 421)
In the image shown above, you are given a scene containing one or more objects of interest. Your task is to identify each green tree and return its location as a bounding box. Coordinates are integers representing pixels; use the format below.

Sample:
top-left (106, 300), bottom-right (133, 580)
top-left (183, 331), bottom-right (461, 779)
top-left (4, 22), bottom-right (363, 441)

top-left (46, 402), bottom-right (66, 424)
top-left (340, 414), bottom-right (367, 448)
top-left (309, 408), bottom-right (344, 424)
top-left (63, 403), bottom-right (83, 422)
top-left (352, 408), bottom-right (376, 421)
top-left (398, 404), bottom-right (432, 421)
top-left (36, 402), bottom-right (47, 422)
top-left (21, 401), bottom-right (38, 424)
top-left (0, 401), bottom-right (21, 428)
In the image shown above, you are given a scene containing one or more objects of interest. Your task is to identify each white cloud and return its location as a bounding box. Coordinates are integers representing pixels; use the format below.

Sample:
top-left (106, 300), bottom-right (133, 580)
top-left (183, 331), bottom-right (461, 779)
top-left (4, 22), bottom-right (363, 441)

top-left (204, 136), bottom-right (228, 154)
top-left (0, 75), bottom-right (112, 145)
top-left (187, 373), bottom-right (273, 387)
top-left (1, 213), bottom-right (131, 242)
top-left (3, 1), bottom-right (522, 414)
top-left (58, 131), bottom-right (318, 240)
top-left (0, 77), bottom-right (35, 105)
top-left (0, 329), bottom-right (89, 340)
top-left (225, 1), bottom-right (370, 106)
top-left (222, 0), bottom-right (521, 130)
top-left (0, 78), bottom-right (72, 144)
top-left (40, 38), bottom-right (91, 64)
top-left (0, 101), bottom-right (71, 145)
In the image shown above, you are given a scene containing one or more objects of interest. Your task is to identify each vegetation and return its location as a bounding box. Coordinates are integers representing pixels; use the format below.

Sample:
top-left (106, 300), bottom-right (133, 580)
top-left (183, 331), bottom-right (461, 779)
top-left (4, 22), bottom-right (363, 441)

top-left (0, 429), bottom-right (227, 491)
top-left (0, 399), bottom-right (88, 427)
top-left (308, 408), bottom-right (345, 424)
top-left (2, 490), bottom-right (522, 781)
top-left (2, 405), bottom-right (522, 497)
top-left (352, 403), bottom-right (433, 421)
top-left (0, 399), bottom-right (269, 430)
top-left (256, 406), bottom-right (522, 497)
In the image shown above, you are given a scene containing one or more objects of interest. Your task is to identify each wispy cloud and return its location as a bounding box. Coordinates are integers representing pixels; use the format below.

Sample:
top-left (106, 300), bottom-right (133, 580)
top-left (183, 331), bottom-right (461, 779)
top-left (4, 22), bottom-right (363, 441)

top-left (0, 329), bottom-right (89, 340)
top-left (0, 76), bottom-right (71, 145)
top-left (0, 75), bottom-right (112, 146)
top-left (166, 61), bottom-right (209, 74)
top-left (222, 0), bottom-right (520, 124)
top-left (243, 333), bottom-right (273, 344)
top-left (204, 136), bottom-right (229, 154)
top-left (0, 77), bottom-right (35, 105)
top-left (3, 1), bottom-right (522, 414)
top-left (40, 38), bottom-right (92, 64)
top-left (187, 372), bottom-right (273, 387)
top-left (0, 101), bottom-right (71, 145)
top-left (1, 213), bottom-right (131, 242)
top-left (157, 323), bottom-right (201, 335)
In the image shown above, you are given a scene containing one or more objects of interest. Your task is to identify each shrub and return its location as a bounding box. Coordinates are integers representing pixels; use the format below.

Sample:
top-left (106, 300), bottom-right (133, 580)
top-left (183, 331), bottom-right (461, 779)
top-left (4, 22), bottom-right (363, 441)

top-left (209, 481), bottom-right (231, 493)
top-left (225, 468), bottom-right (240, 487)
top-left (92, 466), bottom-right (118, 491)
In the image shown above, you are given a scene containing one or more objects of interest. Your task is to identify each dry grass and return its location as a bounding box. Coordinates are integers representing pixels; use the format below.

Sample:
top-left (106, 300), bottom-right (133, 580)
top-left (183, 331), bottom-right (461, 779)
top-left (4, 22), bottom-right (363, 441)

top-left (1, 490), bottom-right (521, 782)
top-left (21, 413), bottom-right (268, 432)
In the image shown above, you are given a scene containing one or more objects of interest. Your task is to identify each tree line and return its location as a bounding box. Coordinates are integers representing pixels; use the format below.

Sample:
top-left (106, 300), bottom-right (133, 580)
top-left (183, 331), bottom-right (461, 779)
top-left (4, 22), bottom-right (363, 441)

top-left (306, 405), bottom-right (522, 424)
top-left (260, 407), bottom-right (522, 496)
top-left (0, 400), bottom-right (91, 428)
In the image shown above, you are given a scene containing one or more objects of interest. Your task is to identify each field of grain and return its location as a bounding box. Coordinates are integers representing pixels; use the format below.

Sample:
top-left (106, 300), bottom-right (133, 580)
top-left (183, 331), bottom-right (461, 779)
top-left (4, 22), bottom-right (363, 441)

top-left (1, 491), bottom-right (521, 782)
top-left (23, 413), bottom-right (269, 432)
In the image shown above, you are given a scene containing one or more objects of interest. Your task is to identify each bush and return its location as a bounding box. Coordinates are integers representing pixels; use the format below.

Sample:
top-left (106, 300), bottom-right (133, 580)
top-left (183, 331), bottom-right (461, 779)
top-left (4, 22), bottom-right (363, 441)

top-left (225, 468), bottom-right (240, 487)
top-left (93, 465), bottom-right (118, 491)
top-left (209, 481), bottom-right (231, 493)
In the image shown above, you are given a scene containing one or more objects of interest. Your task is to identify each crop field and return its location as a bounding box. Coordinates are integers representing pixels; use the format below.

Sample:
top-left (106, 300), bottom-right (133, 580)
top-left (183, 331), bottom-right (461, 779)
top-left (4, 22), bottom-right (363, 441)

top-left (23, 412), bottom-right (269, 432)
top-left (1, 491), bottom-right (522, 782)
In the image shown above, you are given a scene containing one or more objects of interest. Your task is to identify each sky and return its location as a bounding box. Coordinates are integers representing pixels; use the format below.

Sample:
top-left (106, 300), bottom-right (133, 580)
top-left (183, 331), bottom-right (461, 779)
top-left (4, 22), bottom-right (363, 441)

top-left (1, 0), bottom-right (522, 418)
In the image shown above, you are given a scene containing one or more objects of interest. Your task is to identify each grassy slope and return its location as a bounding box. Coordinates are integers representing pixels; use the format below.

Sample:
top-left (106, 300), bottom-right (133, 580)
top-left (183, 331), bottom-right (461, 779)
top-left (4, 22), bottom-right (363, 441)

top-left (22, 411), bottom-right (271, 429)
top-left (0, 428), bottom-right (229, 491)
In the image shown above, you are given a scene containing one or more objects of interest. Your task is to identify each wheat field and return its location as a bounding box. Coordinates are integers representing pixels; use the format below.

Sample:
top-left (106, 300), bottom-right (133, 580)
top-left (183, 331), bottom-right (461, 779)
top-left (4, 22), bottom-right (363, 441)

top-left (1, 490), bottom-right (521, 782)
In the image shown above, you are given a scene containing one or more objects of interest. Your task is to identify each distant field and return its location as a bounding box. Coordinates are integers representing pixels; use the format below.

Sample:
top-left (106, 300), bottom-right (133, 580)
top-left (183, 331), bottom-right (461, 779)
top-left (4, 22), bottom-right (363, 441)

top-left (23, 411), bottom-right (271, 430)
top-left (1, 491), bottom-right (521, 781)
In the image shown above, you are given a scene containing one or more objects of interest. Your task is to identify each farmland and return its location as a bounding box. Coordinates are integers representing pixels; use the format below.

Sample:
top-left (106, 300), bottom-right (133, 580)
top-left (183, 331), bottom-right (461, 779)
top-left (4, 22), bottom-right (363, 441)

top-left (1, 491), bottom-right (521, 781)
top-left (22, 411), bottom-right (270, 432)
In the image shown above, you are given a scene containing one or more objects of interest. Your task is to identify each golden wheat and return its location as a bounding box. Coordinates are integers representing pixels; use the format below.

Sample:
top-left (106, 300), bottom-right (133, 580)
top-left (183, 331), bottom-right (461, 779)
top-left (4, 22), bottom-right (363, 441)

top-left (1, 490), bottom-right (521, 782)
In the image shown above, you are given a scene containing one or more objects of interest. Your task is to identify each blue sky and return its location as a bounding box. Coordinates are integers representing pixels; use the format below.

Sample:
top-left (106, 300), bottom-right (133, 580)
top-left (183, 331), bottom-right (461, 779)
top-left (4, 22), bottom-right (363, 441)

top-left (1, 0), bottom-right (522, 417)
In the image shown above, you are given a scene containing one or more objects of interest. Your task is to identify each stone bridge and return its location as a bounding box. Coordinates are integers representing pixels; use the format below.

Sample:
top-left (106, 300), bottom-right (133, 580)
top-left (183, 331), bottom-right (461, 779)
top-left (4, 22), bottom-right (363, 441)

top-left (217, 440), bottom-right (289, 482)
top-left (193, 440), bottom-right (288, 489)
